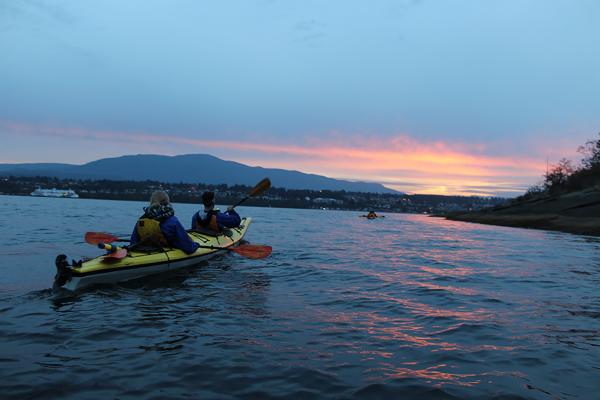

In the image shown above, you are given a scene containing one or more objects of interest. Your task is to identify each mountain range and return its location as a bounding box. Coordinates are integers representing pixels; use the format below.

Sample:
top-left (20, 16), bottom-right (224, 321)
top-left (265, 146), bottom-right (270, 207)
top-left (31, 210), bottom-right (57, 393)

top-left (0, 154), bottom-right (397, 194)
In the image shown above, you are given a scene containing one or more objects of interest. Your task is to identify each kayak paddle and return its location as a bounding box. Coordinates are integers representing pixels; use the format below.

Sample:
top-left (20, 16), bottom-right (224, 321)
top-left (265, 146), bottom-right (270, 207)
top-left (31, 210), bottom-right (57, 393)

top-left (230, 178), bottom-right (271, 209)
top-left (98, 242), bottom-right (128, 259)
top-left (86, 177), bottom-right (271, 244)
top-left (91, 232), bottom-right (271, 260)
top-left (85, 232), bottom-right (129, 245)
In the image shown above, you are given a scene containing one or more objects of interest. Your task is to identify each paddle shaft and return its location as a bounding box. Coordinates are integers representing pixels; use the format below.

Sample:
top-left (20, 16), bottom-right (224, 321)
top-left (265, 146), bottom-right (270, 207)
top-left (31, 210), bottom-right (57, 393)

top-left (229, 177), bottom-right (270, 210)
top-left (230, 195), bottom-right (250, 209)
top-left (98, 242), bottom-right (128, 259)
top-left (100, 242), bottom-right (269, 260)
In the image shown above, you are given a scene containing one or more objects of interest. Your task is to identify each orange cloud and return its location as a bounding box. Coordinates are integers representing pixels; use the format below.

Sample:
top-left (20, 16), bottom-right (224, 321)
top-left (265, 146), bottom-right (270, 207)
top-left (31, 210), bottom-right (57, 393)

top-left (1, 120), bottom-right (549, 196)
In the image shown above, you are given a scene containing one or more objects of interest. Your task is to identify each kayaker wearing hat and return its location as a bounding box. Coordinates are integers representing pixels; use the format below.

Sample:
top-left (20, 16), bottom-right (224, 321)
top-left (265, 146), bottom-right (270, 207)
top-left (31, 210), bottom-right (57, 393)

top-left (130, 190), bottom-right (200, 254)
top-left (191, 191), bottom-right (242, 232)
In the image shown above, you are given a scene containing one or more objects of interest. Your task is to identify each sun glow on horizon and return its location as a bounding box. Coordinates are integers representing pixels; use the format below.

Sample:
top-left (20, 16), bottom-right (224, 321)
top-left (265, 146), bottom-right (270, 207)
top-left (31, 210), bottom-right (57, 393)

top-left (1, 119), bottom-right (558, 197)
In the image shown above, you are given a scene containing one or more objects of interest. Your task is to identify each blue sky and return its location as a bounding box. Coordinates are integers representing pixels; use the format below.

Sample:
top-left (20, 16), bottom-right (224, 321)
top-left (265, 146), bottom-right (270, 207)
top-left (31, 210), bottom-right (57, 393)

top-left (1, 0), bottom-right (599, 195)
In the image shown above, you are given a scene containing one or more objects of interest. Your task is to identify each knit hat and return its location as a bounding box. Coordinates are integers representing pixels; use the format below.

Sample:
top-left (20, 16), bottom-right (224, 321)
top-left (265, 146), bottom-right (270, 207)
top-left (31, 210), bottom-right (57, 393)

top-left (149, 190), bottom-right (170, 207)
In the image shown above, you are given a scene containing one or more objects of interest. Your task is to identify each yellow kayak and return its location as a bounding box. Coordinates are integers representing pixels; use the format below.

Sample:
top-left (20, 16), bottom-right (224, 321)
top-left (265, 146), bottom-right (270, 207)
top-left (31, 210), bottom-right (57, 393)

top-left (54, 217), bottom-right (251, 291)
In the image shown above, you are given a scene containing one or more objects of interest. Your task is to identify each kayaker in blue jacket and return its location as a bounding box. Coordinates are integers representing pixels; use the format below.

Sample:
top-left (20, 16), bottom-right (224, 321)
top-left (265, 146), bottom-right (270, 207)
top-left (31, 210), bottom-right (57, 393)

top-left (191, 191), bottom-right (241, 232)
top-left (130, 191), bottom-right (199, 254)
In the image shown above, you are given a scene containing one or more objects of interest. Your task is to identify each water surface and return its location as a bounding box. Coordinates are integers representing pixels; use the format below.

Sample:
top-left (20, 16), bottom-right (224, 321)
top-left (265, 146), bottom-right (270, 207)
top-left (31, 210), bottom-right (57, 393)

top-left (1, 195), bottom-right (599, 399)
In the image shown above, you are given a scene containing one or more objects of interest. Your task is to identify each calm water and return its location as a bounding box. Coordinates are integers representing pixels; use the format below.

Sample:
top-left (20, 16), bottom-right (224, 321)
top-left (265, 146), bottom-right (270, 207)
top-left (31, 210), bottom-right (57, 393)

top-left (0, 195), bottom-right (599, 399)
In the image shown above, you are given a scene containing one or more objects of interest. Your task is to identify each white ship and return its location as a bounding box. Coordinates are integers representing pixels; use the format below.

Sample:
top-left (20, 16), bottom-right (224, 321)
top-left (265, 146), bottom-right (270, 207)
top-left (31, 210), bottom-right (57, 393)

top-left (30, 188), bottom-right (79, 198)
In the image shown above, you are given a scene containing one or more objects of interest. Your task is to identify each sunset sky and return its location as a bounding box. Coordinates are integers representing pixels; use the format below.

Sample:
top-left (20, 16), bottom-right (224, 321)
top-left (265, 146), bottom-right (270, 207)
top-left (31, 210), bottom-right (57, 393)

top-left (1, 1), bottom-right (599, 196)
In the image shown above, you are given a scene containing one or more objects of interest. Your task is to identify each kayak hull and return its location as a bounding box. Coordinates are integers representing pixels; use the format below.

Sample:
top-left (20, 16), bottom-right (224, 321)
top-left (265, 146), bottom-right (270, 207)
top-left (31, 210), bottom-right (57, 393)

top-left (55, 218), bottom-right (251, 292)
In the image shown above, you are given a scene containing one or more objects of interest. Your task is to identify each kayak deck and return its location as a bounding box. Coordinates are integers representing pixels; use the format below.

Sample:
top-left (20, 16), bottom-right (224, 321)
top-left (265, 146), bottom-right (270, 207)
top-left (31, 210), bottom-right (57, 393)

top-left (54, 218), bottom-right (251, 291)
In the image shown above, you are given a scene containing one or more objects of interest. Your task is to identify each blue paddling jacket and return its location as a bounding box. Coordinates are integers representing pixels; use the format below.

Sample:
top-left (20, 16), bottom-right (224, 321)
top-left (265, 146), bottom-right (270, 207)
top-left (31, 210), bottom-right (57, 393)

top-left (130, 205), bottom-right (199, 254)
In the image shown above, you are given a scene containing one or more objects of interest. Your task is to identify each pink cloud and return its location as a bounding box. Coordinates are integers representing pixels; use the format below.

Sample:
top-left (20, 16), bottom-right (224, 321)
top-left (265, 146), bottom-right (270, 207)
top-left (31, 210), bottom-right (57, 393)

top-left (1, 120), bottom-right (554, 195)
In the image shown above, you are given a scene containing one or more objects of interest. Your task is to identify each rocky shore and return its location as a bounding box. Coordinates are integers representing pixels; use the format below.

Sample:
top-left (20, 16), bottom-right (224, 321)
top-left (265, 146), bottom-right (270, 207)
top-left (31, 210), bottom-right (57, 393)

top-left (443, 187), bottom-right (600, 237)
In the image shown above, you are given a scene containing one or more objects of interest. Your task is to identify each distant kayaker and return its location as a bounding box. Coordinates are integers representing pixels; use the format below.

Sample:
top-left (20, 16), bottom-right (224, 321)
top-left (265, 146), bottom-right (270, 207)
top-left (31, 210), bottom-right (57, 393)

top-left (130, 191), bottom-right (200, 254)
top-left (367, 210), bottom-right (378, 218)
top-left (191, 191), bottom-right (241, 232)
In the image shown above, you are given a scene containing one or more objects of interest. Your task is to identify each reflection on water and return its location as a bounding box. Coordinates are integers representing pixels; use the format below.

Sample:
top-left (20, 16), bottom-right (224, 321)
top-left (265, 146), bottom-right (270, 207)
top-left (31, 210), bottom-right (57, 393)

top-left (385, 363), bottom-right (482, 387)
top-left (0, 196), bottom-right (599, 399)
top-left (415, 265), bottom-right (475, 277)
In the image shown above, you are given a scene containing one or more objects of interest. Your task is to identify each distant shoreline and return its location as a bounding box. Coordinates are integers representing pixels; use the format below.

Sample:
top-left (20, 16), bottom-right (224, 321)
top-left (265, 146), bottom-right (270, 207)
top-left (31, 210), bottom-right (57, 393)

top-left (441, 187), bottom-right (600, 237)
top-left (6, 191), bottom-right (599, 237)
top-left (442, 213), bottom-right (600, 237)
top-left (0, 176), bottom-right (506, 215)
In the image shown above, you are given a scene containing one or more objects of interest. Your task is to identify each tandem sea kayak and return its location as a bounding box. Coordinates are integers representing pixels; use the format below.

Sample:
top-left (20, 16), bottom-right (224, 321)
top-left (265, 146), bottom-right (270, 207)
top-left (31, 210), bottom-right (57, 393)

top-left (54, 217), bottom-right (252, 292)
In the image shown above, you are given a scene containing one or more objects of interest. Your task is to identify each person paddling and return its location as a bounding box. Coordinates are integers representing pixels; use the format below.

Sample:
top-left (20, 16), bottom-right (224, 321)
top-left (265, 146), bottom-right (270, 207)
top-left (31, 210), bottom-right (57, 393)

top-left (191, 191), bottom-right (242, 232)
top-left (130, 191), bottom-right (199, 254)
top-left (367, 210), bottom-right (378, 218)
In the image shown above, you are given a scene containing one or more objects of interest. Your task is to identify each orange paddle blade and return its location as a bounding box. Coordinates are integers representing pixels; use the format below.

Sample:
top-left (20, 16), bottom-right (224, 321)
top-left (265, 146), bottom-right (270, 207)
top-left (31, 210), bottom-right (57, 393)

top-left (230, 244), bottom-right (272, 259)
top-left (249, 178), bottom-right (271, 197)
top-left (98, 242), bottom-right (128, 259)
top-left (85, 231), bottom-right (120, 245)
top-left (103, 248), bottom-right (128, 259)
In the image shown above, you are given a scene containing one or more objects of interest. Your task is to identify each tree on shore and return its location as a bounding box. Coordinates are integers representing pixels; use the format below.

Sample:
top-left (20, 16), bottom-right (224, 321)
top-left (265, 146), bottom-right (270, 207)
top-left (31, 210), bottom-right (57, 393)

top-left (544, 158), bottom-right (575, 192)
top-left (521, 133), bottom-right (600, 198)
top-left (578, 133), bottom-right (600, 170)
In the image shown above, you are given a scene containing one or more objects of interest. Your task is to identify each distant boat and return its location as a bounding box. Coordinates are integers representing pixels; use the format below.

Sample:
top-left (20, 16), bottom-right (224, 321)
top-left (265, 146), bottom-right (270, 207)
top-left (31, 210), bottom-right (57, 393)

top-left (30, 187), bottom-right (79, 198)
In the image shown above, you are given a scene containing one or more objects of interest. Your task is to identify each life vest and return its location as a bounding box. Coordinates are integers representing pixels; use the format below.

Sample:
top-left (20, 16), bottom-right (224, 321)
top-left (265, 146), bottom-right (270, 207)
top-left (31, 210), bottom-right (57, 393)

top-left (136, 217), bottom-right (168, 246)
top-left (200, 210), bottom-right (221, 232)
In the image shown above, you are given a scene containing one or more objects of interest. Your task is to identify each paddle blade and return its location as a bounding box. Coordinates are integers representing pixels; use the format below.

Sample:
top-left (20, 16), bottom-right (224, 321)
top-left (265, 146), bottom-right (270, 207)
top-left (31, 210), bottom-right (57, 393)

top-left (103, 248), bottom-right (128, 260)
top-left (249, 178), bottom-right (271, 197)
top-left (230, 244), bottom-right (272, 259)
top-left (98, 242), bottom-right (128, 259)
top-left (85, 231), bottom-right (120, 245)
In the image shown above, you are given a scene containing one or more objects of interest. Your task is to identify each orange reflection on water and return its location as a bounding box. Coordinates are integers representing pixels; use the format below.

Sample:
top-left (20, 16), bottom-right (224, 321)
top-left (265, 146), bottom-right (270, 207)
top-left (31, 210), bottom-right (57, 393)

top-left (321, 311), bottom-right (459, 350)
top-left (343, 264), bottom-right (479, 297)
top-left (385, 363), bottom-right (481, 387)
top-left (366, 325), bottom-right (460, 351)
top-left (416, 265), bottom-right (474, 278)
top-left (320, 309), bottom-right (518, 354)
top-left (401, 279), bottom-right (478, 296)
top-left (364, 291), bottom-right (492, 322)
top-left (472, 344), bottom-right (517, 352)
top-left (357, 350), bottom-right (395, 360)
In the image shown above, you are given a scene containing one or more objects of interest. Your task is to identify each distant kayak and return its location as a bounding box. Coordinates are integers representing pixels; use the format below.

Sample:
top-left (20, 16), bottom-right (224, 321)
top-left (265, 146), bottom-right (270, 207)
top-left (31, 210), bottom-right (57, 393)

top-left (360, 215), bottom-right (385, 219)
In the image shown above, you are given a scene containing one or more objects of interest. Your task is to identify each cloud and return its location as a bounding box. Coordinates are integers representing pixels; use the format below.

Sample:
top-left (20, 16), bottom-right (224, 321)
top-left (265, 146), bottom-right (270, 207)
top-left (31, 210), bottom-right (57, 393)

top-left (292, 19), bottom-right (326, 46)
top-left (0, 0), bottom-right (76, 26)
top-left (1, 119), bottom-right (547, 196)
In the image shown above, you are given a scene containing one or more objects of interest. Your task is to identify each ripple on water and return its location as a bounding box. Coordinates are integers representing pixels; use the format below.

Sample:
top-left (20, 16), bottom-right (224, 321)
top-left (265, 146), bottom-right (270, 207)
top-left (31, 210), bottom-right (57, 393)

top-left (0, 201), bottom-right (599, 399)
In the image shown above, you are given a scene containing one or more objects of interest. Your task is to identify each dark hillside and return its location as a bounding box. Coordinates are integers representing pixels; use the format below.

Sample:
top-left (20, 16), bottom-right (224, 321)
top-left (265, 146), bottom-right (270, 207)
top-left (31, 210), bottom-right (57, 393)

top-left (445, 134), bottom-right (600, 236)
top-left (0, 154), bottom-right (398, 194)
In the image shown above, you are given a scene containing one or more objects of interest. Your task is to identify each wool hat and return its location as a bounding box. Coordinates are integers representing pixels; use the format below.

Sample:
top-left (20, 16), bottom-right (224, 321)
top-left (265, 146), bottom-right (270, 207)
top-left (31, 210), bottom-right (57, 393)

top-left (149, 190), bottom-right (170, 206)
